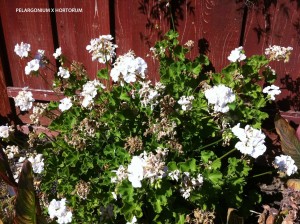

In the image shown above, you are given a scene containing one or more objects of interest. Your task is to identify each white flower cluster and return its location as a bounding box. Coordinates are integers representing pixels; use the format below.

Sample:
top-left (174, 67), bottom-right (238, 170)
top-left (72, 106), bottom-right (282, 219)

top-left (86, 34), bottom-right (117, 63)
top-left (14, 87), bottom-right (35, 111)
top-left (204, 85), bottom-right (235, 113)
top-left (53, 47), bottom-right (62, 59)
top-left (228, 46), bottom-right (246, 62)
top-left (0, 125), bottom-right (13, 138)
top-left (265, 45), bottom-right (293, 62)
top-left (112, 148), bottom-right (168, 188)
top-left (80, 80), bottom-right (105, 108)
top-left (266, 65), bottom-right (276, 76)
top-left (231, 123), bottom-right (266, 158)
top-left (25, 59), bottom-right (40, 75)
top-left (263, 85), bottom-right (281, 101)
top-left (48, 198), bottom-right (72, 224)
top-left (138, 81), bottom-right (165, 109)
top-left (168, 170), bottom-right (204, 199)
top-left (3, 145), bottom-right (19, 159)
top-left (111, 165), bottom-right (127, 184)
top-left (28, 154), bottom-right (44, 174)
top-left (126, 216), bottom-right (137, 224)
top-left (111, 51), bottom-right (147, 85)
top-left (35, 49), bottom-right (45, 61)
top-left (57, 67), bottom-right (70, 79)
top-left (14, 42), bottom-right (31, 58)
top-left (274, 155), bottom-right (298, 176)
top-left (178, 95), bottom-right (194, 111)
top-left (59, 97), bottom-right (73, 112)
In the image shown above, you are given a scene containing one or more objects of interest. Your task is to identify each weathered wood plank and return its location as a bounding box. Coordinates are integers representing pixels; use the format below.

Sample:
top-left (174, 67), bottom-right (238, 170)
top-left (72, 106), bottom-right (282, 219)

top-left (6, 87), bottom-right (63, 101)
top-left (175, 0), bottom-right (245, 72)
top-left (54, 0), bottom-right (111, 80)
top-left (115, 0), bottom-right (170, 82)
top-left (243, 0), bottom-right (300, 113)
top-left (0, 0), bottom-right (55, 90)
top-left (0, 44), bottom-right (13, 120)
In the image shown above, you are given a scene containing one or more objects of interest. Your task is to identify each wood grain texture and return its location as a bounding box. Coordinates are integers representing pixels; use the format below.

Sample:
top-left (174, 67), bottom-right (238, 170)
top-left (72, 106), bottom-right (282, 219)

top-left (54, 0), bottom-right (111, 79)
top-left (243, 0), bottom-right (300, 112)
top-left (6, 86), bottom-right (63, 101)
top-left (175, 0), bottom-right (245, 72)
top-left (0, 45), bottom-right (12, 119)
top-left (115, 0), bottom-right (170, 82)
top-left (0, 0), bottom-right (55, 89)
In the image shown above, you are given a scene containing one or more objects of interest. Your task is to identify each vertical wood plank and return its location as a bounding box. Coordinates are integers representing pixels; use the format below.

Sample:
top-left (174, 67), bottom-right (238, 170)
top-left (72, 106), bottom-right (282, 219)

top-left (115, 0), bottom-right (170, 82)
top-left (54, 0), bottom-right (111, 79)
top-left (0, 53), bottom-right (13, 120)
top-left (243, 0), bottom-right (300, 112)
top-left (175, 0), bottom-right (245, 72)
top-left (0, 0), bottom-right (56, 90)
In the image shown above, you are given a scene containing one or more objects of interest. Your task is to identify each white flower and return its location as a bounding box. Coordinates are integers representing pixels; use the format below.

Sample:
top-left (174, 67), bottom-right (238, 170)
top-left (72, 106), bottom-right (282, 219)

top-left (14, 87), bottom-right (35, 111)
top-left (168, 169), bottom-right (181, 181)
top-left (14, 42), bottom-right (30, 58)
top-left (111, 165), bottom-right (128, 183)
top-left (265, 45), bottom-right (293, 62)
top-left (111, 192), bottom-right (117, 200)
top-left (57, 211), bottom-right (72, 224)
top-left (18, 157), bottom-right (26, 163)
top-left (138, 81), bottom-right (165, 110)
top-left (4, 145), bottom-right (19, 159)
top-left (178, 95), bottom-right (194, 111)
top-left (53, 47), bottom-right (62, 59)
top-left (110, 51), bottom-right (147, 84)
top-left (59, 98), bottom-right (72, 112)
top-left (0, 125), bottom-right (10, 138)
top-left (57, 67), bottom-right (70, 79)
top-left (232, 123), bottom-right (266, 158)
top-left (28, 154), bottom-right (44, 174)
top-left (35, 49), bottom-right (45, 60)
top-left (80, 80), bottom-right (105, 108)
top-left (48, 198), bottom-right (72, 224)
top-left (274, 155), bottom-right (298, 176)
top-left (204, 85), bottom-right (235, 113)
top-left (86, 34), bottom-right (117, 63)
top-left (25, 59), bottom-right (40, 75)
top-left (126, 216), bottom-right (137, 224)
top-left (263, 85), bottom-right (281, 101)
top-left (127, 156), bottom-right (145, 188)
top-left (228, 46), bottom-right (246, 62)
top-left (180, 172), bottom-right (204, 199)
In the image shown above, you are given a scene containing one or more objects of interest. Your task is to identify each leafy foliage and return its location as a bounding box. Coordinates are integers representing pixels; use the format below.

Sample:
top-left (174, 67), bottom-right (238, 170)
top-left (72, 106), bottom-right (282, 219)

top-left (3, 30), bottom-right (293, 223)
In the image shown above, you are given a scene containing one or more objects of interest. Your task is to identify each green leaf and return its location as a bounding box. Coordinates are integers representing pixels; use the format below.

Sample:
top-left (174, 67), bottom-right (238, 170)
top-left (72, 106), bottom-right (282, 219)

top-left (178, 159), bottom-right (196, 172)
top-left (120, 92), bottom-right (131, 101)
top-left (14, 160), bottom-right (37, 224)
top-left (201, 151), bottom-right (216, 163)
top-left (274, 114), bottom-right (300, 168)
top-left (97, 68), bottom-right (109, 80)
top-left (167, 161), bottom-right (178, 171)
top-left (118, 181), bottom-right (134, 202)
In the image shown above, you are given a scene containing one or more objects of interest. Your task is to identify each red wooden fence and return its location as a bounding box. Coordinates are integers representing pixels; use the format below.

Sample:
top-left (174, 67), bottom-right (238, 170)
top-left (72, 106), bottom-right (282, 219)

top-left (0, 0), bottom-right (299, 124)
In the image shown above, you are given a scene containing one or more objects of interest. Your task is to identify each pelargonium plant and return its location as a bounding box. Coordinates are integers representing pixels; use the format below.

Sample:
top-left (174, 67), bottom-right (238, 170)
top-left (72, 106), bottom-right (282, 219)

top-left (1, 29), bottom-right (297, 223)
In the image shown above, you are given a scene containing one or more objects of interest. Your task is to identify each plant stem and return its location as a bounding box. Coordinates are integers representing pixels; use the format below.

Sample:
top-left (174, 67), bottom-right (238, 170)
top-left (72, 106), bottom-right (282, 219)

top-left (250, 171), bottom-right (274, 179)
top-left (218, 148), bottom-right (237, 160)
top-left (198, 138), bottom-right (223, 151)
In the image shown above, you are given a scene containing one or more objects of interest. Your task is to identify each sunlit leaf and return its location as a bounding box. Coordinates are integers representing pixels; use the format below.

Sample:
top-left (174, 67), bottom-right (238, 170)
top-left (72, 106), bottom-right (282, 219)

top-left (274, 114), bottom-right (300, 168)
top-left (14, 160), bottom-right (36, 224)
